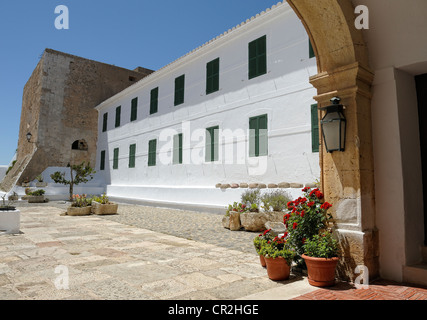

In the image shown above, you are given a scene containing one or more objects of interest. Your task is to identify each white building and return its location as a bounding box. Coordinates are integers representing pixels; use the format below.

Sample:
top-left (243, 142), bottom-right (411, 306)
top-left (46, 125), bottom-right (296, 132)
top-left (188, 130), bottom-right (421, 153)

top-left (96, 4), bottom-right (320, 212)
top-left (94, 3), bottom-right (319, 211)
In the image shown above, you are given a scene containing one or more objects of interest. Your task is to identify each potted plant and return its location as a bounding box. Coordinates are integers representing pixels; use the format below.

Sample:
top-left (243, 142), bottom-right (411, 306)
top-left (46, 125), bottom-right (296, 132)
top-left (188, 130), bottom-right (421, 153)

top-left (91, 193), bottom-right (118, 215)
top-left (260, 234), bottom-right (295, 281)
top-left (27, 189), bottom-right (46, 203)
top-left (35, 174), bottom-right (48, 188)
top-left (302, 230), bottom-right (340, 287)
top-left (67, 194), bottom-right (92, 216)
top-left (253, 229), bottom-right (274, 267)
top-left (284, 187), bottom-right (334, 263)
top-left (0, 194), bottom-right (20, 234)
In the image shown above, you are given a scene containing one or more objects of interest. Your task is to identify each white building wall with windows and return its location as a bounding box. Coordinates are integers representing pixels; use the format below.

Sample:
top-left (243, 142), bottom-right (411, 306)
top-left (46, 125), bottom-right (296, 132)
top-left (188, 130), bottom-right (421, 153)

top-left (95, 3), bottom-right (319, 210)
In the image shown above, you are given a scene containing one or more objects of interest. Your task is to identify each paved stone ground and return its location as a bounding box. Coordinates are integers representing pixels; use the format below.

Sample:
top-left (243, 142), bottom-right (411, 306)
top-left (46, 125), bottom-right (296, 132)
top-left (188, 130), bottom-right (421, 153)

top-left (0, 202), bottom-right (315, 300)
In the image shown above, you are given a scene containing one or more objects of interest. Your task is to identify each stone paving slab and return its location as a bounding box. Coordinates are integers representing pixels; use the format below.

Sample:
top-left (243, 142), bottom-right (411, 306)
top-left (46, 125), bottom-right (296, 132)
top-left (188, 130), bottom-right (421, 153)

top-left (0, 204), bottom-right (315, 300)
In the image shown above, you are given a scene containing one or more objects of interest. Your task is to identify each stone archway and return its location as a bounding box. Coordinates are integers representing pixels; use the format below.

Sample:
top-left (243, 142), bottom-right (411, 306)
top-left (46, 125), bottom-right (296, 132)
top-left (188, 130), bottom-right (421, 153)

top-left (286, 0), bottom-right (378, 281)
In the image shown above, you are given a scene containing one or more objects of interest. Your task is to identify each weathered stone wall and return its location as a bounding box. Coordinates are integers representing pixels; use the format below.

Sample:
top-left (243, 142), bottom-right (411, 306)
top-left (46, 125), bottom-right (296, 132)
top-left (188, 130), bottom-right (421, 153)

top-left (11, 49), bottom-right (153, 186)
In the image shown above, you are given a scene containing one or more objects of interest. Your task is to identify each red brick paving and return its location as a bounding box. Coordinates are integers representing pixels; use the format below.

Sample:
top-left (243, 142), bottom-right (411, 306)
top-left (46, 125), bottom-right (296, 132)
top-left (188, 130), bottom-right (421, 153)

top-left (293, 279), bottom-right (427, 300)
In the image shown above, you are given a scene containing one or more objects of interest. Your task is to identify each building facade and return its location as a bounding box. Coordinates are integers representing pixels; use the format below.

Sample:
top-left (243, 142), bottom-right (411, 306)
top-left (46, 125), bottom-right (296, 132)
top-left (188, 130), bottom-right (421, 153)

top-left (95, 4), bottom-right (319, 209)
top-left (0, 49), bottom-right (153, 193)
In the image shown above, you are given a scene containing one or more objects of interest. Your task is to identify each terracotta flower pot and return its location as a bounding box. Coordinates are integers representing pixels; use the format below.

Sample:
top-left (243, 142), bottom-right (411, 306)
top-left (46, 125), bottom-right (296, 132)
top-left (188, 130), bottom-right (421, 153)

top-left (259, 254), bottom-right (266, 268)
top-left (302, 254), bottom-right (339, 287)
top-left (264, 256), bottom-right (291, 281)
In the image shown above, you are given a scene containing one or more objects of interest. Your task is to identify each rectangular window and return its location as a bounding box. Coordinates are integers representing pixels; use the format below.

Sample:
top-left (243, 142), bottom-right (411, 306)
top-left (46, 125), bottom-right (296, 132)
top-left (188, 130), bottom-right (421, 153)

top-left (311, 104), bottom-right (320, 153)
top-left (102, 113), bottom-right (108, 132)
top-left (148, 139), bottom-right (157, 167)
top-left (129, 144), bottom-right (136, 168)
top-left (173, 134), bottom-right (183, 165)
top-left (130, 98), bottom-right (138, 122)
top-left (150, 87), bottom-right (159, 115)
top-left (249, 114), bottom-right (268, 157)
top-left (115, 106), bottom-right (121, 128)
top-left (100, 150), bottom-right (106, 171)
top-left (248, 35), bottom-right (267, 79)
top-left (309, 39), bottom-right (315, 59)
top-left (205, 126), bottom-right (219, 162)
top-left (174, 75), bottom-right (185, 106)
top-left (113, 148), bottom-right (119, 170)
top-left (206, 58), bottom-right (220, 95)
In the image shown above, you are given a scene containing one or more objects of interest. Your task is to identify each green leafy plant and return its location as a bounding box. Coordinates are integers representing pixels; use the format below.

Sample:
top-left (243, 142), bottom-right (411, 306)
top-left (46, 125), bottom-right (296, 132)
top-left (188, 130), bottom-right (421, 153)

top-left (304, 231), bottom-right (339, 259)
top-left (29, 189), bottom-right (45, 196)
top-left (226, 202), bottom-right (248, 216)
top-left (241, 189), bottom-right (261, 211)
top-left (50, 162), bottom-right (96, 201)
top-left (284, 187), bottom-right (334, 257)
top-left (35, 174), bottom-right (44, 183)
top-left (261, 190), bottom-right (291, 212)
top-left (71, 194), bottom-right (92, 208)
top-left (92, 193), bottom-right (110, 204)
top-left (259, 234), bottom-right (295, 265)
top-left (253, 229), bottom-right (274, 254)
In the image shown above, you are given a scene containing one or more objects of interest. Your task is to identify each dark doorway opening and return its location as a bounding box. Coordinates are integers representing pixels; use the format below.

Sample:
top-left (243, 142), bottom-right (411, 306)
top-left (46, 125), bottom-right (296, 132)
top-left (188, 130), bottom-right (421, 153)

top-left (415, 73), bottom-right (427, 245)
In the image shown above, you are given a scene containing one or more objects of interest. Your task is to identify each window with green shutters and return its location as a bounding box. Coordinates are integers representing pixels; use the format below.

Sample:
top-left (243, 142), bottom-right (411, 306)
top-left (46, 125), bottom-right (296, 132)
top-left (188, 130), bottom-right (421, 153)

top-left (102, 113), bottom-right (108, 132)
top-left (249, 114), bottom-right (268, 157)
top-left (248, 35), bottom-right (267, 80)
top-left (113, 148), bottom-right (119, 170)
top-left (311, 104), bottom-right (320, 153)
top-left (115, 106), bottom-right (121, 128)
top-left (174, 75), bottom-right (185, 106)
top-left (129, 144), bottom-right (136, 168)
top-left (309, 39), bottom-right (315, 59)
top-left (130, 98), bottom-right (138, 122)
top-left (206, 126), bottom-right (219, 162)
top-left (100, 150), bottom-right (106, 171)
top-left (206, 58), bottom-right (220, 95)
top-left (148, 139), bottom-right (157, 167)
top-left (173, 134), bottom-right (183, 165)
top-left (150, 87), bottom-right (159, 115)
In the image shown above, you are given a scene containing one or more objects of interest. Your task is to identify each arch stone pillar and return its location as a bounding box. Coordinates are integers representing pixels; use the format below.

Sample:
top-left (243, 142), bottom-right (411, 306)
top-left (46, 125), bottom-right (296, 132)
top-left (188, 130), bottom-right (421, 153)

top-left (287, 0), bottom-right (378, 280)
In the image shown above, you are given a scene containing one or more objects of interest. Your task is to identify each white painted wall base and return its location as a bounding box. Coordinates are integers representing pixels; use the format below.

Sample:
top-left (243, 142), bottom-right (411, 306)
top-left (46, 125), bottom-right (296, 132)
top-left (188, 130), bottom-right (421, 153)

top-left (0, 209), bottom-right (20, 234)
top-left (106, 184), bottom-right (304, 213)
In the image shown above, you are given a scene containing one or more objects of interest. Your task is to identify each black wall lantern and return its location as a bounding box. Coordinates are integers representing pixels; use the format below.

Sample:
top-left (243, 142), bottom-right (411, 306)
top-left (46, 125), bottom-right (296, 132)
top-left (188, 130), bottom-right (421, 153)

top-left (320, 97), bottom-right (346, 153)
top-left (26, 132), bottom-right (32, 143)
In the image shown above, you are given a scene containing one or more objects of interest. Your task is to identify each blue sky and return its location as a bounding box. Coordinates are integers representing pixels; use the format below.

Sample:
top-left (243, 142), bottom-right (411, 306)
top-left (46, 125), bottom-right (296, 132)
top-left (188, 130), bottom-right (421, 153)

top-left (0, 0), bottom-right (281, 165)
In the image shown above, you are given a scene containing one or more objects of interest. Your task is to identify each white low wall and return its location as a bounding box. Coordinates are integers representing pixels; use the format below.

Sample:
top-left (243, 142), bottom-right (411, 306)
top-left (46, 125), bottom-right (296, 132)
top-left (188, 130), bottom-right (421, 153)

top-left (106, 184), bottom-right (305, 213)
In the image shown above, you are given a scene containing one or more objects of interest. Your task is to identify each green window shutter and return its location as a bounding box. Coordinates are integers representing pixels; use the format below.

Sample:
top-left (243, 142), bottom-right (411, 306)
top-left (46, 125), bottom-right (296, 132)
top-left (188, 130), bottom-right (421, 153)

top-left (311, 104), bottom-right (320, 153)
top-left (206, 58), bottom-right (220, 95)
top-left (150, 87), bottom-right (159, 115)
top-left (113, 148), bottom-right (119, 170)
top-left (249, 114), bottom-right (268, 157)
top-left (148, 139), bottom-right (157, 167)
top-left (309, 39), bottom-right (315, 59)
top-left (131, 98), bottom-right (138, 122)
top-left (249, 35), bottom-right (267, 79)
top-left (129, 144), bottom-right (136, 168)
top-left (100, 150), bottom-right (106, 171)
top-left (174, 75), bottom-right (185, 106)
top-left (258, 114), bottom-right (268, 156)
top-left (206, 126), bottom-right (219, 162)
top-left (115, 106), bottom-right (121, 128)
top-left (173, 134), bottom-right (183, 165)
top-left (102, 113), bottom-right (108, 132)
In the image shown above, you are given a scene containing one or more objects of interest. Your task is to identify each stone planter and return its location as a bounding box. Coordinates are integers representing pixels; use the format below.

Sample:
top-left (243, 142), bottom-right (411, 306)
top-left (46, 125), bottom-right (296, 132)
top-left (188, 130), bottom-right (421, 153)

top-left (36, 182), bottom-right (48, 188)
top-left (240, 211), bottom-right (284, 232)
top-left (67, 206), bottom-right (92, 216)
top-left (0, 209), bottom-right (20, 234)
top-left (28, 196), bottom-right (46, 203)
top-left (91, 202), bottom-right (118, 215)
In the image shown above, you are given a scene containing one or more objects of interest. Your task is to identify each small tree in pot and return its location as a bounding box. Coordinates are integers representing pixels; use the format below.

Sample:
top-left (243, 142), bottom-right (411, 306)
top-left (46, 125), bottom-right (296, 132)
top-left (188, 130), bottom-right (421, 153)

top-left (50, 162), bottom-right (96, 201)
